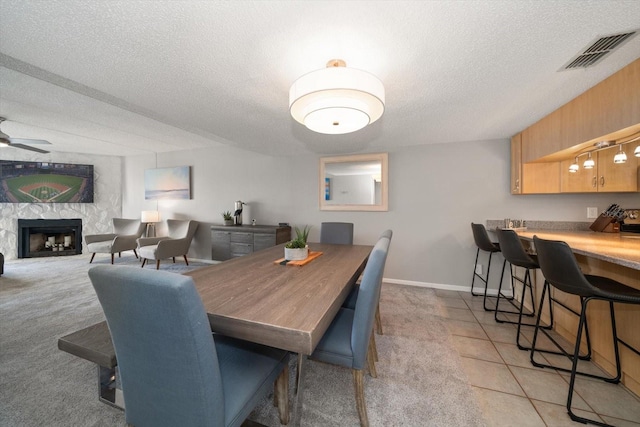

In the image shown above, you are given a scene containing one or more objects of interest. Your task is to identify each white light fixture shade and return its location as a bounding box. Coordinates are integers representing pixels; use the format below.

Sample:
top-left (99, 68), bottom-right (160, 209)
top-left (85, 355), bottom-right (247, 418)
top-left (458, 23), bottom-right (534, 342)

top-left (583, 153), bottom-right (595, 169)
top-left (635, 145), bottom-right (640, 157)
top-left (289, 62), bottom-right (385, 135)
top-left (141, 210), bottom-right (160, 223)
top-left (613, 146), bottom-right (627, 164)
top-left (569, 158), bottom-right (579, 173)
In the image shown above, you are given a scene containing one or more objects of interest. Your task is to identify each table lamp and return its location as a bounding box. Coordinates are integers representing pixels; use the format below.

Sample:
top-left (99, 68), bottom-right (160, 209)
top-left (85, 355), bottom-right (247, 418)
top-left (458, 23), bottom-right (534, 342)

top-left (141, 210), bottom-right (160, 237)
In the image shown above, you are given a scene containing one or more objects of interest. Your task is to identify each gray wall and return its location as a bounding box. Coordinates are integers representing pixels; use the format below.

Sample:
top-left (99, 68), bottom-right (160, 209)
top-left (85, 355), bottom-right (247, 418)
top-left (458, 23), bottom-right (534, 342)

top-left (0, 150), bottom-right (122, 259)
top-left (122, 139), bottom-right (640, 291)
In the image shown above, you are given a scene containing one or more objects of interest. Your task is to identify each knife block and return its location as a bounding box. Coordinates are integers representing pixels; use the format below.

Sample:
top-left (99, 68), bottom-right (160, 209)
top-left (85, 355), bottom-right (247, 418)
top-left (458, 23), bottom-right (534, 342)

top-left (589, 215), bottom-right (617, 232)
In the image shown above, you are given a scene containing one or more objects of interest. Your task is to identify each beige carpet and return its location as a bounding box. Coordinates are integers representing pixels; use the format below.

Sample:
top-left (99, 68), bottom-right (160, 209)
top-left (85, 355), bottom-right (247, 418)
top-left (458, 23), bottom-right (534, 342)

top-left (0, 253), bottom-right (485, 426)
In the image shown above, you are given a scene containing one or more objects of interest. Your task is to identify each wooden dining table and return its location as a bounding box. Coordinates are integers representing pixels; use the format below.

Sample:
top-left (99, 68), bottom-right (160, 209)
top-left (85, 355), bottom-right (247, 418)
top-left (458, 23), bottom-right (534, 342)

top-left (185, 242), bottom-right (372, 355)
top-left (185, 242), bottom-right (372, 425)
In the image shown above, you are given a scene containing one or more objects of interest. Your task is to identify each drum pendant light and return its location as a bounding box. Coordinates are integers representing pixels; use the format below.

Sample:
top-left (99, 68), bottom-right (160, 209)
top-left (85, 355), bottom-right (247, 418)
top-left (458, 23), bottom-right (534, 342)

top-left (289, 59), bottom-right (385, 135)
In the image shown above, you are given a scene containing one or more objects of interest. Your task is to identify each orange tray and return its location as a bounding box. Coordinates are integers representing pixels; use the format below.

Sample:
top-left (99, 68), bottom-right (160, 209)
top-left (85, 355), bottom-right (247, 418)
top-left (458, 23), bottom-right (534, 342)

top-left (273, 251), bottom-right (323, 266)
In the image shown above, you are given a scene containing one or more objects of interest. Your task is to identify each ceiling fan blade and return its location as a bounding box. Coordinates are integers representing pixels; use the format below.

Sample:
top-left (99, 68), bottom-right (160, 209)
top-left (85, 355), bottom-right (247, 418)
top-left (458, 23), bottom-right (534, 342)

top-left (10, 143), bottom-right (50, 154)
top-left (9, 138), bottom-right (51, 145)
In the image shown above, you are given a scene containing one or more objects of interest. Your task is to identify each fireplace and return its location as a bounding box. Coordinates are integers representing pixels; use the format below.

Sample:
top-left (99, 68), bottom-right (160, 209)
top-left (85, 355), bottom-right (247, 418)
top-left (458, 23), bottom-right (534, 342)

top-left (18, 219), bottom-right (83, 258)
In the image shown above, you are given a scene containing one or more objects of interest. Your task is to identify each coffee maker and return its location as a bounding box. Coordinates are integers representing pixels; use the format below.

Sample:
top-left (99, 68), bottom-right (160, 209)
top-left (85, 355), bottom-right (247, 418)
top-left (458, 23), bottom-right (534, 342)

top-left (234, 200), bottom-right (246, 225)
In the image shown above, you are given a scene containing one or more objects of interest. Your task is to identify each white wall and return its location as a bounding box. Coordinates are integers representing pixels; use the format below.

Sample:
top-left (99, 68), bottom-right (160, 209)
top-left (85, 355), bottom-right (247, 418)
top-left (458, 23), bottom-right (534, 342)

top-left (122, 139), bottom-right (640, 291)
top-left (0, 149), bottom-right (122, 259)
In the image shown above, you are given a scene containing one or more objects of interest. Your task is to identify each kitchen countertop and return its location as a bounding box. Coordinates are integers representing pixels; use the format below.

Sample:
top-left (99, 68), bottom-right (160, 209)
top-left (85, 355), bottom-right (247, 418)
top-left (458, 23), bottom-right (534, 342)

top-left (512, 229), bottom-right (640, 271)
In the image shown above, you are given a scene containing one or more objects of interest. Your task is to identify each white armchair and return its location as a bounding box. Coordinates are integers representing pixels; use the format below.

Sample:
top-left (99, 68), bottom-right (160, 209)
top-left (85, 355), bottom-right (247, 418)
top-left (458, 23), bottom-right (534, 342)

top-left (85, 218), bottom-right (146, 264)
top-left (138, 219), bottom-right (199, 269)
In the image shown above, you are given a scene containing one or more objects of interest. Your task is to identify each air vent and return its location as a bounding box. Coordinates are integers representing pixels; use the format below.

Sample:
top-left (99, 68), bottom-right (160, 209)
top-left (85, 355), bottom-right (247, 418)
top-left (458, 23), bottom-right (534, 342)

top-left (561, 31), bottom-right (637, 70)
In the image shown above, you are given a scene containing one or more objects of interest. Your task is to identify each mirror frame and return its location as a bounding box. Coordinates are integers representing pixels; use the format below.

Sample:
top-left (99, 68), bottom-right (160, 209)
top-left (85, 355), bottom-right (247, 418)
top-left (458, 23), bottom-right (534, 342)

top-left (319, 152), bottom-right (388, 211)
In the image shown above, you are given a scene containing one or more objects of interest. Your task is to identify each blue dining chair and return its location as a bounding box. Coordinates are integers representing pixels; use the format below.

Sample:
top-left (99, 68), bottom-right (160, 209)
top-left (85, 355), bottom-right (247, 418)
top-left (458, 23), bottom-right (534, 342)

top-left (343, 229), bottom-right (393, 337)
top-left (320, 222), bottom-right (354, 245)
top-left (310, 236), bottom-right (390, 427)
top-left (88, 265), bottom-right (290, 427)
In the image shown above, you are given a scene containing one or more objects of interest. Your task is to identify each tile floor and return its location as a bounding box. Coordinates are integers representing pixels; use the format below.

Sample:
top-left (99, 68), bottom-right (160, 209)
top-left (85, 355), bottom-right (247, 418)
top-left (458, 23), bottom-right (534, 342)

top-left (435, 289), bottom-right (640, 426)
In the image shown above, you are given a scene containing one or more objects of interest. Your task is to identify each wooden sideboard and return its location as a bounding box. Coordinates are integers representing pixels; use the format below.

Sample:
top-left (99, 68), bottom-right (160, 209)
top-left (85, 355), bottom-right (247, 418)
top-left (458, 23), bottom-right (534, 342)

top-left (211, 225), bottom-right (291, 261)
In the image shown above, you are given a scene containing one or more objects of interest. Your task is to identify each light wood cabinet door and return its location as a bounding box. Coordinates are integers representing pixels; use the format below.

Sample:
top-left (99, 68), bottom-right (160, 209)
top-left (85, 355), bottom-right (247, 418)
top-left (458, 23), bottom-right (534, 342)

top-left (520, 129), bottom-right (561, 194)
top-left (560, 148), bottom-right (638, 193)
top-left (560, 158), bottom-right (597, 193)
top-left (596, 147), bottom-right (639, 192)
top-left (511, 134), bottom-right (522, 194)
top-left (522, 162), bottom-right (561, 193)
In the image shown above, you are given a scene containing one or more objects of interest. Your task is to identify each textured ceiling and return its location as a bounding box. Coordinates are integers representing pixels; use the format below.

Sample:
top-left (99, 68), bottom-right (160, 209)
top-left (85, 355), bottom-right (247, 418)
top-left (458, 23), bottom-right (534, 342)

top-left (0, 1), bottom-right (639, 157)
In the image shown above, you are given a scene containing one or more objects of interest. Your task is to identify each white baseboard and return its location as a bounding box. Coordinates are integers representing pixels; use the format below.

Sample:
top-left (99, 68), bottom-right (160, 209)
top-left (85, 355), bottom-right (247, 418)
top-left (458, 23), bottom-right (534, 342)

top-left (383, 277), bottom-right (512, 297)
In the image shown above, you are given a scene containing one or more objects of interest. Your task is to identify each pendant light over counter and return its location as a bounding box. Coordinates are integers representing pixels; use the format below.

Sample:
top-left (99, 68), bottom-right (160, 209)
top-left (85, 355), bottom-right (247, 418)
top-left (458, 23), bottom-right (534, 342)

top-left (289, 59), bottom-right (385, 135)
top-left (567, 134), bottom-right (640, 173)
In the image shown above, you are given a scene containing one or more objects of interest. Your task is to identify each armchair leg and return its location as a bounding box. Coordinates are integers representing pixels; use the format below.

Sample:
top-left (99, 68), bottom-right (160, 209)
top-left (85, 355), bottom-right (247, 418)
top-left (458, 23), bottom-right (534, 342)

top-left (141, 258), bottom-right (147, 268)
top-left (118, 252), bottom-right (121, 258)
top-left (275, 365), bottom-right (290, 425)
top-left (90, 253), bottom-right (96, 263)
top-left (156, 260), bottom-right (160, 270)
top-left (133, 249), bottom-right (139, 259)
top-left (352, 369), bottom-right (369, 427)
top-left (111, 254), bottom-right (115, 264)
top-left (172, 257), bottom-right (176, 263)
top-left (183, 255), bottom-right (189, 266)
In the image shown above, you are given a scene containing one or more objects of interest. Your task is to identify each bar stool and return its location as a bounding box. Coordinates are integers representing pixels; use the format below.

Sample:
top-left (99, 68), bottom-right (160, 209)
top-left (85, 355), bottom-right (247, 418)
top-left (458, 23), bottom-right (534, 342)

top-left (531, 236), bottom-right (640, 426)
top-left (494, 229), bottom-right (553, 349)
top-left (470, 223), bottom-right (507, 311)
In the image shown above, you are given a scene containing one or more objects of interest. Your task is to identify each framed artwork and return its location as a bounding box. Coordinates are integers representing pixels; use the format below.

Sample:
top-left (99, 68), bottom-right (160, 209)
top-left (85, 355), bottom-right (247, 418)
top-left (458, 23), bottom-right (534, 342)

top-left (324, 177), bottom-right (331, 200)
top-left (144, 166), bottom-right (191, 200)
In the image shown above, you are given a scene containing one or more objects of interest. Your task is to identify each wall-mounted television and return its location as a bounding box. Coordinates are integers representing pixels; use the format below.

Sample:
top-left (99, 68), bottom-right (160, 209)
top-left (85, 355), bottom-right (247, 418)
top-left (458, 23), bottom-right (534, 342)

top-left (0, 160), bottom-right (94, 203)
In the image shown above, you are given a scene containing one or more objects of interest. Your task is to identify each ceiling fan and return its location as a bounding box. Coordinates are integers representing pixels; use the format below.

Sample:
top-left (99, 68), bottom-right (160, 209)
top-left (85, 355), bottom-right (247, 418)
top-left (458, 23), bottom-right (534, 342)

top-left (0, 117), bottom-right (51, 153)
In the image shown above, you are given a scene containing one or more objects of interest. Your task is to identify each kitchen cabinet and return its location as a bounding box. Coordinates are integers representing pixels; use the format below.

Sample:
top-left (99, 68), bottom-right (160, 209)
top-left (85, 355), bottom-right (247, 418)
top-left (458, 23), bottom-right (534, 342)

top-left (521, 58), bottom-right (640, 164)
top-left (561, 147), bottom-right (639, 193)
top-left (211, 225), bottom-right (291, 261)
top-left (510, 134), bottom-right (522, 194)
top-left (512, 129), bottom-right (561, 194)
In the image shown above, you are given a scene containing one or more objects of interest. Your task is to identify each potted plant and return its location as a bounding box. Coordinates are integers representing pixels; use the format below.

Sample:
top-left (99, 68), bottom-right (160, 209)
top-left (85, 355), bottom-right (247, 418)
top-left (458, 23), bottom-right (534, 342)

top-left (222, 211), bottom-right (234, 226)
top-left (284, 225), bottom-right (311, 260)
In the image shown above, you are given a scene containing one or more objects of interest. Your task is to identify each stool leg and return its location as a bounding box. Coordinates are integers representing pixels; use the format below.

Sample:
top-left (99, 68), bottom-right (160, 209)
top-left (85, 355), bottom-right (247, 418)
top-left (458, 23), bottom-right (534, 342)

top-left (482, 254), bottom-right (505, 311)
top-left (608, 301), bottom-right (622, 383)
top-left (495, 263), bottom-right (534, 323)
top-left (471, 248), bottom-right (483, 296)
top-left (530, 280), bottom-right (549, 366)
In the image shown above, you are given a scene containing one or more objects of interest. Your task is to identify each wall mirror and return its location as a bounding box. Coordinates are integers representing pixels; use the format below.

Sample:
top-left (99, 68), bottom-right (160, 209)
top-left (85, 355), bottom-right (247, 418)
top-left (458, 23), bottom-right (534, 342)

top-left (319, 152), bottom-right (388, 211)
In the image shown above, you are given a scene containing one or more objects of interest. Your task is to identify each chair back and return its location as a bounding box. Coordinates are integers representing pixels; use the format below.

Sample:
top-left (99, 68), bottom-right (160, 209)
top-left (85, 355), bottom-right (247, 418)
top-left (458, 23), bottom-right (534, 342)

top-left (532, 236), bottom-right (597, 297)
top-left (379, 229), bottom-right (393, 240)
top-left (471, 223), bottom-right (499, 252)
top-left (88, 265), bottom-right (224, 426)
top-left (320, 222), bottom-right (354, 245)
top-left (113, 218), bottom-right (145, 237)
top-left (496, 229), bottom-right (538, 269)
top-left (351, 237), bottom-right (390, 369)
top-left (168, 219), bottom-right (199, 241)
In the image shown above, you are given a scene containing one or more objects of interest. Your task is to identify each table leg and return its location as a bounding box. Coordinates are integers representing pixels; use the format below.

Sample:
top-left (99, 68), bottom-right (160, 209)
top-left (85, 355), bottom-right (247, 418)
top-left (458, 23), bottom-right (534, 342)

top-left (98, 365), bottom-right (123, 410)
top-left (291, 353), bottom-right (307, 427)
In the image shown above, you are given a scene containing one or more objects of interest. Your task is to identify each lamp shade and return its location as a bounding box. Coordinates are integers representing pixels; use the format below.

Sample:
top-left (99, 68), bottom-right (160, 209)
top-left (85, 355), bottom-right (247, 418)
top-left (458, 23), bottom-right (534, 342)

top-left (613, 146), bottom-right (627, 164)
top-left (141, 210), bottom-right (160, 223)
top-left (583, 152), bottom-right (595, 169)
top-left (289, 60), bottom-right (385, 135)
top-left (569, 158), bottom-right (579, 173)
